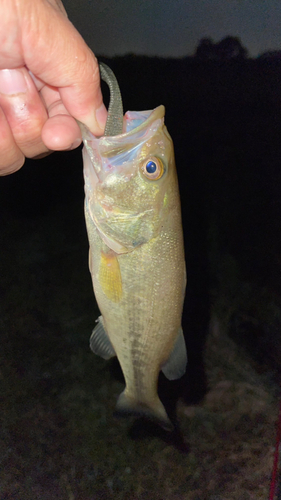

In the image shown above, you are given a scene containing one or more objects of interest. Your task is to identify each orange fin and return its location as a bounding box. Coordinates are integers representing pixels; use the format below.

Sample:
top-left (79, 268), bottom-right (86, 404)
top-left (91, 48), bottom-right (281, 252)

top-left (99, 250), bottom-right (122, 303)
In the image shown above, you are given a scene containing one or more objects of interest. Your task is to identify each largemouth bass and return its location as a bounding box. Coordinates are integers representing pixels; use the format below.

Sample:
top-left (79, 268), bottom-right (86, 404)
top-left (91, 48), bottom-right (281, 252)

top-left (79, 63), bottom-right (187, 431)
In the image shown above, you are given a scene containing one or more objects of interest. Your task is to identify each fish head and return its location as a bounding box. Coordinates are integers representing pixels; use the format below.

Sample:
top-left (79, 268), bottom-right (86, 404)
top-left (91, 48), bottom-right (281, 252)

top-left (81, 105), bottom-right (177, 254)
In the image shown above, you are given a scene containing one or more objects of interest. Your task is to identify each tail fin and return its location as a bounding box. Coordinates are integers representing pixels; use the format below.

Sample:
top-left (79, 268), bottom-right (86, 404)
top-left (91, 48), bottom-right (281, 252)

top-left (115, 390), bottom-right (174, 432)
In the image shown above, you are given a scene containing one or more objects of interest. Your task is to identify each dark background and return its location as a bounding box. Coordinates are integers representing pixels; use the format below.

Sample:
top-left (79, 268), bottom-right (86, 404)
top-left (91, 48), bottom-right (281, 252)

top-left (63, 0), bottom-right (281, 59)
top-left (1, 48), bottom-right (281, 498)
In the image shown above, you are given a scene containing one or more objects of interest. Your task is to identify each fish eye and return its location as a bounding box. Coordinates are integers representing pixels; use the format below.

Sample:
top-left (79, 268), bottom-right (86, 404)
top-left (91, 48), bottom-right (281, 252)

top-left (141, 156), bottom-right (164, 180)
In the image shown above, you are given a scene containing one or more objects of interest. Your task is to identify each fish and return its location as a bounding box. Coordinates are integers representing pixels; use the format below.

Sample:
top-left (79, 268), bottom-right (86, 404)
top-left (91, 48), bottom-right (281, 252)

top-left (79, 63), bottom-right (187, 431)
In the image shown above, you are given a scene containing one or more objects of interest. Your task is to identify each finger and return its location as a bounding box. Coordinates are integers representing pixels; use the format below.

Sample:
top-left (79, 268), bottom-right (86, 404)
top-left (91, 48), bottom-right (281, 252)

top-left (0, 67), bottom-right (50, 159)
top-left (19, 0), bottom-right (107, 134)
top-left (47, 0), bottom-right (68, 16)
top-left (39, 83), bottom-right (81, 150)
top-left (0, 106), bottom-right (25, 175)
top-left (41, 114), bottom-right (81, 151)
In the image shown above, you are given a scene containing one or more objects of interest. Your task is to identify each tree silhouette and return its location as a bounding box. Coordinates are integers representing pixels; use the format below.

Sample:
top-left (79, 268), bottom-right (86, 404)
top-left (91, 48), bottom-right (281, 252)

top-left (195, 36), bottom-right (248, 60)
top-left (195, 38), bottom-right (216, 60)
top-left (216, 36), bottom-right (248, 60)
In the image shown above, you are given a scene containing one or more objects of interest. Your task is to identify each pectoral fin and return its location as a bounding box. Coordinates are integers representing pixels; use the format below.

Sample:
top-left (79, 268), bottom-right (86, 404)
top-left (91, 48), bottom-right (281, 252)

top-left (161, 327), bottom-right (187, 380)
top-left (90, 316), bottom-right (116, 360)
top-left (99, 250), bottom-right (123, 303)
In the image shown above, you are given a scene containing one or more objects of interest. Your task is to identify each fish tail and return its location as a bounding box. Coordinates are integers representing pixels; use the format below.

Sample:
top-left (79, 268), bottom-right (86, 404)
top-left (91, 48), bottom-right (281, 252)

top-left (115, 390), bottom-right (174, 432)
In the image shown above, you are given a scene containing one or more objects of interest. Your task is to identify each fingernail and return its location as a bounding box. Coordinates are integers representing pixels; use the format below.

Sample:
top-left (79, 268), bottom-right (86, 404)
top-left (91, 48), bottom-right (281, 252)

top-left (96, 103), bottom-right (107, 130)
top-left (0, 69), bottom-right (28, 95)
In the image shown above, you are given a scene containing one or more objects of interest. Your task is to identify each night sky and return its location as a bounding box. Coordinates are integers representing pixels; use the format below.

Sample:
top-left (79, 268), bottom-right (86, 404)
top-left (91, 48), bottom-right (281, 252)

top-left (64, 0), bottom-right (281, 58)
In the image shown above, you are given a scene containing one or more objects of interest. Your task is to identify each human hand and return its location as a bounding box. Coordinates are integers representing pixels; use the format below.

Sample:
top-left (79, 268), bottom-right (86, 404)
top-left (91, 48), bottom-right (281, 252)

top-left (0, 0), bottom-right (107, 175)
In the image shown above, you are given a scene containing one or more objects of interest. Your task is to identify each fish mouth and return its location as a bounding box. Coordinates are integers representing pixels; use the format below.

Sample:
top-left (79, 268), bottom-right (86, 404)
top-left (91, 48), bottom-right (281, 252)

top-left (123, 105), bottom-right (165, 137)
top-left (81, 105), bottom-right (166, 180)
